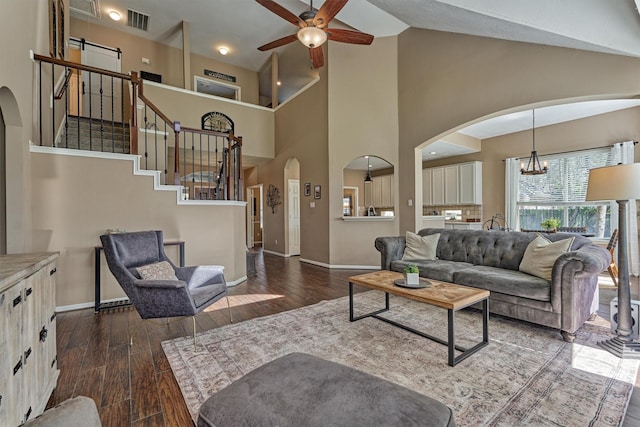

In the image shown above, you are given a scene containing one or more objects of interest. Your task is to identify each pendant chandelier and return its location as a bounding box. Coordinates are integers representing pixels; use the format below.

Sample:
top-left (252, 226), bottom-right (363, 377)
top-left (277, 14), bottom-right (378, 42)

top-left (520, 109), bottom-right (548, 175)
top-left (364, 156), bottom-right (372, 182)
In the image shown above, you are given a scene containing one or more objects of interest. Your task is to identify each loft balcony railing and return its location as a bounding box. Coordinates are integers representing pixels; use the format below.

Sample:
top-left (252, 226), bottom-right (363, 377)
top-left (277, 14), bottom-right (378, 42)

top-left (33, 53), bottom-right (243, 201)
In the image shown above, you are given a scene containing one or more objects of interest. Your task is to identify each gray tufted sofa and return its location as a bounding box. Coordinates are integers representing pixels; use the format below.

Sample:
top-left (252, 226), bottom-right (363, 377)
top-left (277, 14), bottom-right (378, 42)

top-left (375, 228), bottom-right (611, 342)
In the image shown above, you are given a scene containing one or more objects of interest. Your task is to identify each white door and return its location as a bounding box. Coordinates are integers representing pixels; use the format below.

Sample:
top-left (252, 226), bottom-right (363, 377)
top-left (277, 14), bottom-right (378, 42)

top-left (247, 188), bottom-right (255, 248)
top-left (288, 180), bottom-right (300, 256)
top-left (81, 43), bottom-right (122, 121)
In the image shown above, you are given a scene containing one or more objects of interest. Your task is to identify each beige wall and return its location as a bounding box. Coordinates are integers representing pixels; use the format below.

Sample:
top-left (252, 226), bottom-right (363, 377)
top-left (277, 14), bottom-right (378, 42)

top-left (328, 37), bottom-right (400, 267)
top-left (423, 107), bottom-right (640, 222)
top-left (141, 82), bottom-right (274, 162)
top-left (259, 67), bottom-right (330, 261)
top-left (0, 0), bottom-right (54, 253)
top-left (398, 28), bottom-right (640, 233)
top-left (30, 150), bottom-right (247, 308)
top-left (70, 17), bottom-right (259, 104)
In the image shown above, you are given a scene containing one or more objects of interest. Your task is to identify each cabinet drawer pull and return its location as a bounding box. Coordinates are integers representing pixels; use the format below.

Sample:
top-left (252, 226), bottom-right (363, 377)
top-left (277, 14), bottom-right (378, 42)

top-left (39, 326), bottom-right (48, 342)
top-left (50, 267), bottom-right (57, 276)
top-left (50, 312), bottom-right (57, 322)
top-left (24, 347), bottom-right (32, 361)
top-left (25, 406), bottom-right (32, 421)
top-left (13, 295), bottom-right (22, 307)
top-left (25, 287), bottom-right (33, 297)
top-left (13, 359), bottom-right (22, 375)
top-left (51, 355), bottom-right (57, 368)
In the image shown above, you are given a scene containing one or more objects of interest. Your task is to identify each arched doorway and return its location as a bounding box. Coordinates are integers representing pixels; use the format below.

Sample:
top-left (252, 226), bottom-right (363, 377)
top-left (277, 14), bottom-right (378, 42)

top-left (284, 158), bottom-right (300, 256)
top-left (0, 105), bottom-right (5, 254)
top-left (0, 86), bottom-right (23, 254)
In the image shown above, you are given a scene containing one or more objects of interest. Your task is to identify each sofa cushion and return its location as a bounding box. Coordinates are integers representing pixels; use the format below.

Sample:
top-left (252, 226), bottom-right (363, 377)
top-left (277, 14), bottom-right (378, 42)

top-left (419, 229), bottom-right (533, 270)
top-left (453, 266), bottom-right (552, 302)
top-left (392, 259), bottom-right (473, 283)
top-left (402, 232), bottom-right (439, 261)
top-left (519, 235), bottom-right (574, 280)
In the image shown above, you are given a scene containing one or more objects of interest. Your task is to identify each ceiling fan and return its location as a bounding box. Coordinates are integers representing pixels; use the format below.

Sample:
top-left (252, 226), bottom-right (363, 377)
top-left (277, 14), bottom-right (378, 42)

top-left (256, 0), bottom-right (374, 68)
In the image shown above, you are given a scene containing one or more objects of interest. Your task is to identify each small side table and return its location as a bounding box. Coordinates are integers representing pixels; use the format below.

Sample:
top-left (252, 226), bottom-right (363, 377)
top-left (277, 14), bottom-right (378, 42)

top-left (94, 241), bottom-right (185, 312)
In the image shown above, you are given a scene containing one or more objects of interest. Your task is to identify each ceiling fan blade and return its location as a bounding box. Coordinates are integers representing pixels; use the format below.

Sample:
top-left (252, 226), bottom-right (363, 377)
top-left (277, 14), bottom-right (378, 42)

top-left (314, 0), bottom-right (348, 28)
top-left (310, 46), bottom-right (324, 68)
top-left (327, 28), bottom-right (374, 45)
top-left (256, 0), bottom-right (304, 27)
top-left (258, 34), bottom-right (299, 51)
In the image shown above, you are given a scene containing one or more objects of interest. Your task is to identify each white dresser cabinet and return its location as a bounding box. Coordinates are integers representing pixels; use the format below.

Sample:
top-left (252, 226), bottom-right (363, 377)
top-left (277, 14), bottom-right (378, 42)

top-left (0, 253), bottom-right (59, 426)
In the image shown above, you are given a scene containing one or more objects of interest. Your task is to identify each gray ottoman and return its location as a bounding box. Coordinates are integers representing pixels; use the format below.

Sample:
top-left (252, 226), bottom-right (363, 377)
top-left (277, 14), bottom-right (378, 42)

top-left (198, 352), bottom-right (455, 427)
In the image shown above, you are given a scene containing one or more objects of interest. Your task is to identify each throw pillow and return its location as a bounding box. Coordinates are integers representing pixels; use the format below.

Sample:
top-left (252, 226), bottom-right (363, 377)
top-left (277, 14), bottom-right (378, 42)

top-left (402, 231), bottom-right (440, 261)
top-left (136, 261), bottom-right (178, 281)
top-left (519, 234), bottom-right (574, 280)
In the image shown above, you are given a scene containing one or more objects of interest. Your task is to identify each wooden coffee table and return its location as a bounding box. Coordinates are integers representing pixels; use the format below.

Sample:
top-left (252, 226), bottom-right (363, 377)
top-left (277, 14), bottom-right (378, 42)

top-left (348, 270), bottom-right (489, 366)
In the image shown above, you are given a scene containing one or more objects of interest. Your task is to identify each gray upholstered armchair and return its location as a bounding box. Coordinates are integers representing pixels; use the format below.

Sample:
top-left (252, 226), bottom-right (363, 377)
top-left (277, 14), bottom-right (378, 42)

top-left (100, 230), bottom-right (231, 348)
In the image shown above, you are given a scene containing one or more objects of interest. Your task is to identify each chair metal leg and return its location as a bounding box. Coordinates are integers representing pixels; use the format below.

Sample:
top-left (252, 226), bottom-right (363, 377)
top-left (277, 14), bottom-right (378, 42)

top-left (192, 316), bottom-right (198, 352)
top-left (226, 295), bottom-right (233, 323)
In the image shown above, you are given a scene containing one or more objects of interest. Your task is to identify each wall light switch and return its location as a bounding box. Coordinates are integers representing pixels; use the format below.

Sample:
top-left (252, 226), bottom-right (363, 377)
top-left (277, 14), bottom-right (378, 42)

top-left (142, 57), bottom-right (150, 64)
top-left (408, 199), bottom-right (413, 206)
top-left (310, 202), bottom-right (315, 208)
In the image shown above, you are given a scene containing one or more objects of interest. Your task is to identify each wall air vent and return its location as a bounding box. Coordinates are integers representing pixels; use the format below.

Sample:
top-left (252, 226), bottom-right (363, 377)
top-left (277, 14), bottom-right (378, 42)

top-left (127, 9), bottom-right (149, 32)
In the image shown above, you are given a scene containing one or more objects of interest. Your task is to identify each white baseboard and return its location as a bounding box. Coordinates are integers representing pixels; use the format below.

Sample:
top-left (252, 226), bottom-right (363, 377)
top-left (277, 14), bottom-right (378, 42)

top-left (56, 296), bottom-right (129, 313)
top-left (263, 249), bottom-right (289, 257)
top-left (299, 258), bottom-right (378, 270)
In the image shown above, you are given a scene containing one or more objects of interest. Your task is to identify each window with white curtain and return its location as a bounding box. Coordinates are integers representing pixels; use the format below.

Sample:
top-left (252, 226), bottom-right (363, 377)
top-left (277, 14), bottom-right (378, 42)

top-left (516, 147), bottom-right (615, 236)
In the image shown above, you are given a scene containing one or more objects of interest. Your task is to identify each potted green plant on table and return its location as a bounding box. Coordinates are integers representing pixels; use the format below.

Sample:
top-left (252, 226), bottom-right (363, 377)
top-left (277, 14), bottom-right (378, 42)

top-left (404, 264), bottom-right (420, 285)
top-left (541, 218), bottom-right (561, 232)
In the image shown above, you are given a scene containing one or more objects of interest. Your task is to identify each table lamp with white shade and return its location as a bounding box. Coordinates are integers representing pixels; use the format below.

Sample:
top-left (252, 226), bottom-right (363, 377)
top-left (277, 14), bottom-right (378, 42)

top-left (586, 163), bottom-right (640, 358)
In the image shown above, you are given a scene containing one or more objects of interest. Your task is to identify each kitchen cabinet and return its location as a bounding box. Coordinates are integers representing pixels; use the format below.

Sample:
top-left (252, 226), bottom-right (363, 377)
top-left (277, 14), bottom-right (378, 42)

top-left (431, 168), bottom-right (445, 205)
top-left (372, 175), bottom-right (394, 208)
top-left (444, 222), bottom-right (484, 230)
top-left (420, 216), bottom-right (445, 230)
top-left (0, 253), bottom-right (59, 426)
top-left (423, 161), bottom-right (482, 206)
top-left (444, 166), bottom-right (458, 204)
top-left (458, 161), bottom-right (483, 204)
top-left (422, 169), bottom-right (432, 206)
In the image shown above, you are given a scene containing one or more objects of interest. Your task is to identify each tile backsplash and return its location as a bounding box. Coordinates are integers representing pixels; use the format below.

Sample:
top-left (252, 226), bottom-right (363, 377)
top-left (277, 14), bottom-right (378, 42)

top-left (423, 205), bottom-right (483, 222)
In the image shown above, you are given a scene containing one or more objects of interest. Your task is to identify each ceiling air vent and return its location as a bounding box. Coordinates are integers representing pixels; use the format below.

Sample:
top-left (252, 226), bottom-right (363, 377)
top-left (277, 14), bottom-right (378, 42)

top-left (127, 9), bottom-right (149, 32)
top-left (69, 0), bottom-right (101, 19)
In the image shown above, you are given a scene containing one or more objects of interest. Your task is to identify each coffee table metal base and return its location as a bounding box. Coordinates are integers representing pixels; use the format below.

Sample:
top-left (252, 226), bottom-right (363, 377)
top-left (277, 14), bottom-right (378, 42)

top-left (349, 282), bottom-right (489, 366)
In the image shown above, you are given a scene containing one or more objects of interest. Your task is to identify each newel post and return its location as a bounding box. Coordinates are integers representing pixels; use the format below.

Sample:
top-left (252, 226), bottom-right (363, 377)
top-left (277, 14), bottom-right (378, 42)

top-left (130, 72), bottom-right (139, 155)
top-left (174, 121), bottom-right (181, 185)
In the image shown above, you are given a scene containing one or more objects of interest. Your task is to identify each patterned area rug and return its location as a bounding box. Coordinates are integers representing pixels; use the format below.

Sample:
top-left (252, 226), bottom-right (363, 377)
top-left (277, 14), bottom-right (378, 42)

top-left (162, 292), bottom-right (639, 426)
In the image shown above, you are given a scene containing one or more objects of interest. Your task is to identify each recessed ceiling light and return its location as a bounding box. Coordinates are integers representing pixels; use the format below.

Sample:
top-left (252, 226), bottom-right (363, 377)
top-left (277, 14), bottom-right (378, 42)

top-left (429, 151), bottom-right (437, 155)
top-left (108, 10), bottom-right (121, 21)
top-left (276, 81), bottom-right (282, 86)
top-left (218, 47), bottom-right (229, 55)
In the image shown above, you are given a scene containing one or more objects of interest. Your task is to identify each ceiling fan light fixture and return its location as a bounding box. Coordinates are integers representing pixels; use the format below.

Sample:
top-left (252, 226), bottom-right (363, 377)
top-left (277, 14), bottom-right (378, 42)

top-left (297, 26), bottom-right (327, 48)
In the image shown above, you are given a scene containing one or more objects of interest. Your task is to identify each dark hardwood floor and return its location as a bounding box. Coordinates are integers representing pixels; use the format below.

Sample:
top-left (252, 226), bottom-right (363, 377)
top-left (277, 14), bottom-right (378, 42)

top-left (48, 251), bottom-right (640, 426)
top-left (47, 250), bottom-right (370, 426)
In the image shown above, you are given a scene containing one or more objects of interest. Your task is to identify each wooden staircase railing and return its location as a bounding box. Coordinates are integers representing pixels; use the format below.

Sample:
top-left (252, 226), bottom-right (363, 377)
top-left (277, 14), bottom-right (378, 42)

top-left (33, 54), bottom-right (243, 201)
